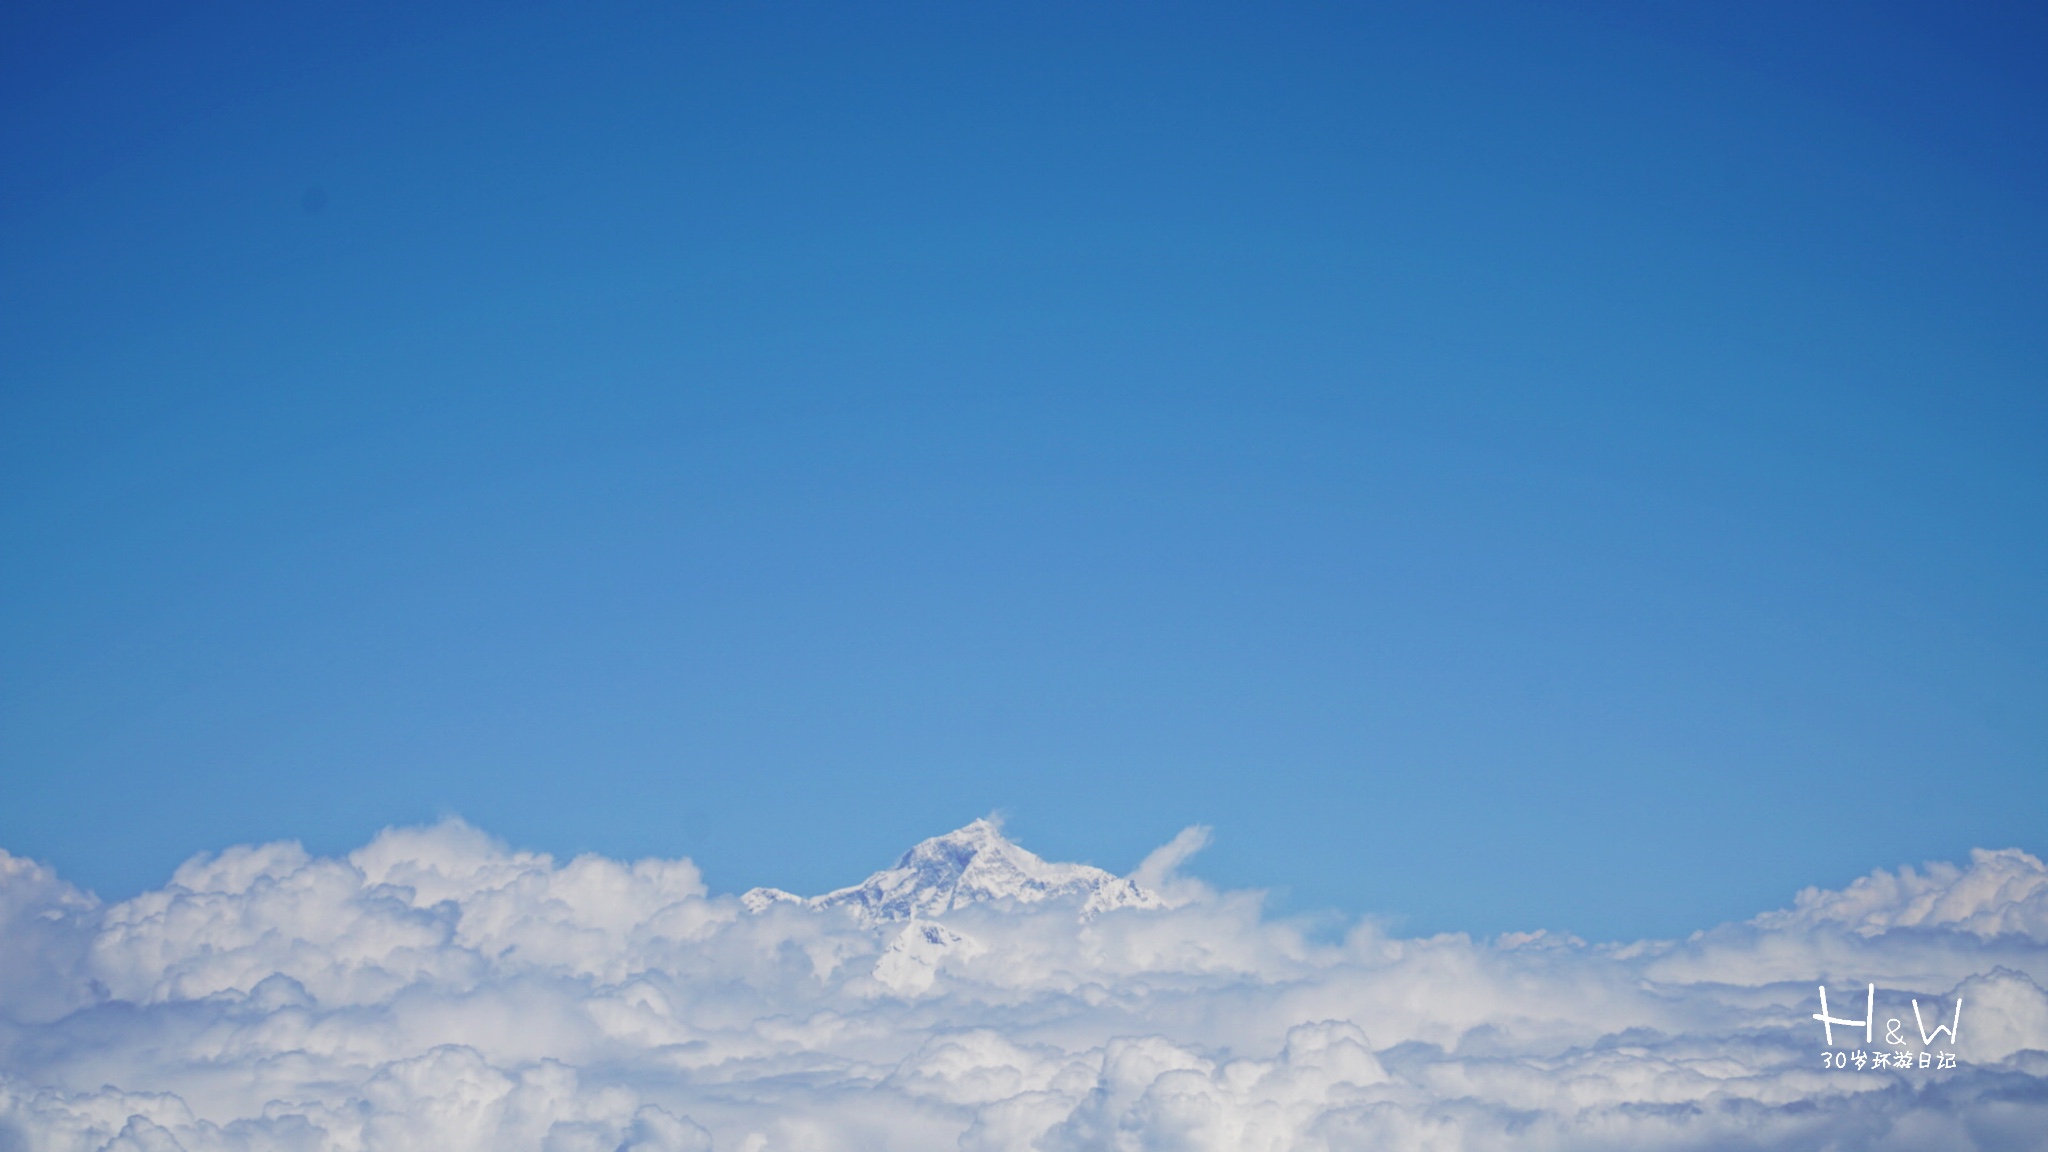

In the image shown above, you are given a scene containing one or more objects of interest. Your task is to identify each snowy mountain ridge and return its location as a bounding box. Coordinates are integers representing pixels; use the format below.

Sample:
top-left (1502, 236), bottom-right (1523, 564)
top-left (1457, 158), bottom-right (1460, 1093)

top-left (742, 818), bottom-right (1161, 923)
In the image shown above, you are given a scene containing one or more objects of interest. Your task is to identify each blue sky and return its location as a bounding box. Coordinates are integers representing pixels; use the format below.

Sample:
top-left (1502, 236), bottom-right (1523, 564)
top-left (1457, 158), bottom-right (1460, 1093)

top-left (2, 1), bottom-right (2044, 941)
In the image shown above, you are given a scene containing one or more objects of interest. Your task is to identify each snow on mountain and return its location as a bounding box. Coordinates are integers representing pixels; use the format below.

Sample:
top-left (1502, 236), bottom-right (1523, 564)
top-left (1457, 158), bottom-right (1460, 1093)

top-left (873, 920), bottom-right (987, 994)
top-left (742, 818), bottom-right (1162, 924)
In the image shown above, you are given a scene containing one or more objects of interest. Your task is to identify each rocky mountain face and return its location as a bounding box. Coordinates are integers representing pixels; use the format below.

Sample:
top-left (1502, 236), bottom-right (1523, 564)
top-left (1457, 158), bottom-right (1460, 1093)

top-left (742, 818), bottom-right (1160, 923)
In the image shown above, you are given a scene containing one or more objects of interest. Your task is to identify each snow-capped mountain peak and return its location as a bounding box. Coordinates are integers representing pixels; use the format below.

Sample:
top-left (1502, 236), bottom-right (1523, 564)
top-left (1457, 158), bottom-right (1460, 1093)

top-left (743, 818), bottom-right (1161, 923)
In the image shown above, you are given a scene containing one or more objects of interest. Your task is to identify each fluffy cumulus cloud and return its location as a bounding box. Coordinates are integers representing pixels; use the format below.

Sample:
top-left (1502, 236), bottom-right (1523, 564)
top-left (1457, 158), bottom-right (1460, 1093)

top-left (2, 820), bottom-right (2045, 1152)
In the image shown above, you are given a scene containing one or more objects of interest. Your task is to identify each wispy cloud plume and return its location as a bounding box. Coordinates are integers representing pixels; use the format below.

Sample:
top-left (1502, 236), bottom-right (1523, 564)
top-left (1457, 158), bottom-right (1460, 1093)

top-left (2, 821), bottom-right (2043, 1150)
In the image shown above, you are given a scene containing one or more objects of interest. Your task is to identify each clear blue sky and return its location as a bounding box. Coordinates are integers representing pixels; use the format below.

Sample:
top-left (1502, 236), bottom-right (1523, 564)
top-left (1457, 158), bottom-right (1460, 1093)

top-left (3, 1), bottom-right (2043, 940)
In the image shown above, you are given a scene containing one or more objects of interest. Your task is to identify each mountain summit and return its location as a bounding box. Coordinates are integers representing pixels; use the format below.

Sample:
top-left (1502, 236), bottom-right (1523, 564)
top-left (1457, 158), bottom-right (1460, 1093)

top-left (743, 819), bottom-right (1161, 923)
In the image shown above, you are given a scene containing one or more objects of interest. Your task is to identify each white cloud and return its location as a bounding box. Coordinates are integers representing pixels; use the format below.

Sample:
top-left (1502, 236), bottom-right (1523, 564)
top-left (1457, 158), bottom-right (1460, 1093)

top-left (1126, 825), bottom-right (1212, 908)
top-left (1, 822), bottom-right (2044, 1151)
top-left (1754, 847), bottom-right (2048, 941)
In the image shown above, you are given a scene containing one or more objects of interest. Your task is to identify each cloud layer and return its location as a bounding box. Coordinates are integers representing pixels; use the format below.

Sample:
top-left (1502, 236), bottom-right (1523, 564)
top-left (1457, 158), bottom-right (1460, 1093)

top-left (2, 823), bottom-right (2045, 1151)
